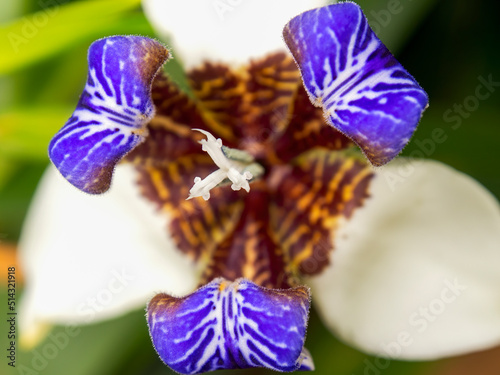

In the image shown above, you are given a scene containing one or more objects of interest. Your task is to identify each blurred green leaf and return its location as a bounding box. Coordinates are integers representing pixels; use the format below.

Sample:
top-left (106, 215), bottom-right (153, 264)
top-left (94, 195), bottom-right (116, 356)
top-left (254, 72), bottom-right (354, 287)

top-left (0, 157), bottom-right (16, 190)
top-left (403, 104), bottom-right (500, 198)
top-left (0, 300), bottom-right (162, 375)
top-left (0, 0), bottom-right (142, 74)
top-left (5, 11), bottom-right (155, 109)
top-left (163, 56), bottom-right (192, 96)
top-left (0, 106), bottom-right (72, 160)
top-left (0, 161), bottom-right (46, 240)
top-left (0, 0), bottom-right (22, 24)
top-left (356, 0), bottom-right (438, 53)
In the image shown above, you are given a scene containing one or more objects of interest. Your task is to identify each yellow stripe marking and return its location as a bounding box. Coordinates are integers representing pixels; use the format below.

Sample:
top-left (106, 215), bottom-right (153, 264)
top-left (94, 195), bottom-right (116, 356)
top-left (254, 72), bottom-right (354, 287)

top-left (149, 167), bottom-right (169, 200)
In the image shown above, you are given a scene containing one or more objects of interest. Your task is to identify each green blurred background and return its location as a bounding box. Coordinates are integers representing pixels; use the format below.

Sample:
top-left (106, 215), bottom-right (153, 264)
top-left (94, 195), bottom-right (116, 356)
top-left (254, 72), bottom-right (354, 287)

top-left (0, 0), bottom-right (498, 374)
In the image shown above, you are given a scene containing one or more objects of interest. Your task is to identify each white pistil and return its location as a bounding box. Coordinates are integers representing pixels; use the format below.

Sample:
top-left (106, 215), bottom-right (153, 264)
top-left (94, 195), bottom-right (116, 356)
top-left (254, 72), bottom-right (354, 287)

top-left (188, 129), bottom-right (253, 200)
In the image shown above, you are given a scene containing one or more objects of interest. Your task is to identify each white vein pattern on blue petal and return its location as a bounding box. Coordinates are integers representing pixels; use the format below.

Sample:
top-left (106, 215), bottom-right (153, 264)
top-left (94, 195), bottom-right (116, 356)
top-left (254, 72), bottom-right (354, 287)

top-left (148, 278), bottom-right (311, 374)
top-left (48, 36), bottom-right (165, 193)
top-left (283, 3), bottom-right (428, 165)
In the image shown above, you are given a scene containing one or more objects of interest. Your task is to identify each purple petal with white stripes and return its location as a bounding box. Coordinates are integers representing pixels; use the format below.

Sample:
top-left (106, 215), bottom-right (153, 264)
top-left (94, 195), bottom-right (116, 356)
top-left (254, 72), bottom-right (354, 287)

top-left (283, 2), bottom-right (428, 166)
top-left (48, 36), bottom-right (169, 194)
top-left (147, 278), bottom-right (312, 374)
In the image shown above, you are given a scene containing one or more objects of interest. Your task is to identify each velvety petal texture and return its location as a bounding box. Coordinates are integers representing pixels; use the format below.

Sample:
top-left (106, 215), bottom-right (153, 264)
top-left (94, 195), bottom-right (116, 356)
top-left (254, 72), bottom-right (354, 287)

top-left (309, 159), bottom-right (500, 359)
top-left (283, 2), bottom-right (428, 166)
top-left (49, 36), bottom-right (169, 194)
top-left (142, 0), bottom-right (326, 67)
top-left (19, 165), bottom-right (197, 346)
top-left (148, 278), bottom-right (311, 373)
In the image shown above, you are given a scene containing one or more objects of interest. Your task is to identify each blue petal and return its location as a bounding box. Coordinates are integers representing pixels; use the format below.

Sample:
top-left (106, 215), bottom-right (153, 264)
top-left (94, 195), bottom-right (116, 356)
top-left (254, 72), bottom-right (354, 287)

top-left (283, 2), bottom-right (429, 166)
top-left (48, 36), bottom-right (169, 194)
top-left (147, 278), bottom-right (311, 374)
top-left (297, 348), bottom-right (315, 371)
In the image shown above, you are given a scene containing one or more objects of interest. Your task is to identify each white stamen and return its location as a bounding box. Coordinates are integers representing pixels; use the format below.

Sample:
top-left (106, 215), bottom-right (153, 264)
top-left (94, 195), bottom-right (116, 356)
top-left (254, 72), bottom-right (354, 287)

top-left (195, 129), bottom-right (231, 170)
top-left (188, 169), bottom-right (227, 201)
top-left (227, 168), bottom-right (252, 192)
top-left (187, 129), bottom-right (253, 200)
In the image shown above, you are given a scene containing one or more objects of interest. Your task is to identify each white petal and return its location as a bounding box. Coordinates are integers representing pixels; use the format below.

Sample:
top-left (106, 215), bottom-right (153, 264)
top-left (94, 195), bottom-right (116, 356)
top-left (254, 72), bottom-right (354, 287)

top-left (309, 159), bottom-right (500, 360)
top-left (142, 0), bottom-right (327, 68)
top-left (19, 164), bottom-right (198, 344)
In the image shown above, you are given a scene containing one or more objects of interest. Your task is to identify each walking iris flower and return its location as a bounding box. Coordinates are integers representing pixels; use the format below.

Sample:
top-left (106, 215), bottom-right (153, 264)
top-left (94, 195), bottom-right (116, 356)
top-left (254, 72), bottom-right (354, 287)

top-left (19, 1), bottom-right (500, 373)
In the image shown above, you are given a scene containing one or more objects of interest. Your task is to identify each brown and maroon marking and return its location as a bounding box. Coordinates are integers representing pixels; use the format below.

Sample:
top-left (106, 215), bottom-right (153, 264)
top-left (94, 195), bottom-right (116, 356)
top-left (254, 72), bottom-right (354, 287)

top-left (126, 53), bottom-right (374, 288)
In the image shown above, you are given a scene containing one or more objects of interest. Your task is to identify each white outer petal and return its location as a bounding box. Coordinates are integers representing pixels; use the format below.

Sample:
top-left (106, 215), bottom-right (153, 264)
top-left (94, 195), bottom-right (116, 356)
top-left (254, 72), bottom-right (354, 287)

top-left (19, 164), bottom-right (198, 340)
top-left (309, 159), bottom-right (500, 360)
top-left (142, 0), bottom-right (327, 68)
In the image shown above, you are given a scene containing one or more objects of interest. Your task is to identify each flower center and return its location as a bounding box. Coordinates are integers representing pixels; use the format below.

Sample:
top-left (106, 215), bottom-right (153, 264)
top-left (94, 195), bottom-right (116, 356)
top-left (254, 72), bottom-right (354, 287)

top-left (188, 129), bottom-right (264, 200)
